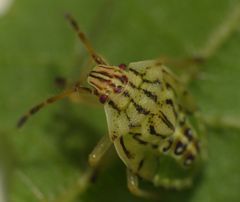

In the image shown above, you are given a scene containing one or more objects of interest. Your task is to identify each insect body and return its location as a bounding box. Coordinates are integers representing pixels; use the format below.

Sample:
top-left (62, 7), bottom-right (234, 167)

top-left (18, 11), bottom-right (240, 200)
top-left (89, 60), bottom-right (203, 190)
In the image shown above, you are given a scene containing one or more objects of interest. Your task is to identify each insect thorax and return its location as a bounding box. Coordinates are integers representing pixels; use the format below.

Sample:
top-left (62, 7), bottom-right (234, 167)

top-left (95, 60), bottom-right (203, 187)
top-left (87, 64), bottom-right (128, 103)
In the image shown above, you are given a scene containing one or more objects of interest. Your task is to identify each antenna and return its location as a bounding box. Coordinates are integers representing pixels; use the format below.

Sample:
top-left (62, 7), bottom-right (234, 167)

top-left (65, 13), bottom-right (108, 65)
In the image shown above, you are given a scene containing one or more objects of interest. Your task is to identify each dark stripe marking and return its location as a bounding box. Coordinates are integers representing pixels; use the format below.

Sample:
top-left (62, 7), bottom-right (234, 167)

top-left (165, 82), bottom-right (173, 90)
top-left (184, 153), bottom-right (195, 166)
top-left (108, 100), bottom-right (121, 113)
top-left (137, 159), bottom-right (145, 172)
top-left (165, 99), bottom-right (178, 119)
top-left (174, 141), bottom-right (187, 155)
top-left (142, 89), bottom-right (157, 102)
top-left (120, 136), bottom-right (134, 159)
top-left (129, 68), bottom-right (144, 76)
top-left (149, 125), bottom-right (166, 139)
top-left (130, 133), bottom-right (148, 145)
top-left (162, 138), bottom-right (173, 152)
top-left (129, 81), bottom-right (137, 89)
top-left (131, 99), bottom-right (150, 115)
top-left (123, 91), bottom-right (130, 97)
top-left (159, 111), bottom-right (175, 131)
top-left (129, 123), bottom-right (141, 128)
top-left (184, 128), bottom-right (193, 141)
top-left (165, 99), bottom-right (173, 106)
top-left (91, 53), bottom-right (106, 65)
top-left (114, 75), bottom-right (128, 84)
top-left (17, 116), bottom-right (28, 128)
top-left (89, 73), bottom-right (111, 83)
top-left (30, 103), bottom-right (44, 114)
top-left (142, 79), bottom-right (161, 84)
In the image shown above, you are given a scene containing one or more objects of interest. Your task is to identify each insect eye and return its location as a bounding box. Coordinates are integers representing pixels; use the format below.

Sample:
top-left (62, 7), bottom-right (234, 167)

top-left (118, 63), bottom-right (127, 70)
top-left (99, 94), bottom-right (108, 104)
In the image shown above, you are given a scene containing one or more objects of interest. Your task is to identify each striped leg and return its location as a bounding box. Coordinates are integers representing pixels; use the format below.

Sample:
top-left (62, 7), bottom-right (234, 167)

top-left (54, 76), bottom-right (99, 105)
top-left (65, 13), bottom-right (108, 65)
top-left (17, 84), bottom-right (92, 128)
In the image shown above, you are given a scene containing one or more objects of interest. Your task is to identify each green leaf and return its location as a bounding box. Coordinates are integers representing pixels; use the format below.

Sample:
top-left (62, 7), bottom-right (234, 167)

top-left (0, 0), bottom-right (240, 202)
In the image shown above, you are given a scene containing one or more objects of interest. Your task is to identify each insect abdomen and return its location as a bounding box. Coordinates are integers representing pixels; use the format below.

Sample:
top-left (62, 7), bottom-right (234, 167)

top-left (104, 61), bottom-right (203, 188)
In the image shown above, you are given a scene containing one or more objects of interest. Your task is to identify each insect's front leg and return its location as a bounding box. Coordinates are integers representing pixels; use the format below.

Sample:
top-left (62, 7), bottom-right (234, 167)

top-left (88, 134), bottom-right (112, 167)
top-left (127, 169), bottom-right (159, 200)
top-left (54, 76), bottom-right (99, 106)
top-left (50, 134), bottom-right (112, 202)
top-left (159, 3), bottom-right (240, 84)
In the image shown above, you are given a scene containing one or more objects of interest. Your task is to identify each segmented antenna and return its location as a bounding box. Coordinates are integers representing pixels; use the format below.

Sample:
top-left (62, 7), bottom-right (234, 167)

top-left (65, 13), bottom-right (108, 65)
top-left (17, 85), bottom-right (91, 128)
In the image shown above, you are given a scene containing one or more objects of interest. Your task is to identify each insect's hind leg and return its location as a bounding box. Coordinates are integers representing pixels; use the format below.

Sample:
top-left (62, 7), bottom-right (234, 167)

top-left (153, 175), bottom-right (192, 190)
top-left (127, 169), bottom-right (159, 200)
top-left (198, 114), bottom-right (240, 131)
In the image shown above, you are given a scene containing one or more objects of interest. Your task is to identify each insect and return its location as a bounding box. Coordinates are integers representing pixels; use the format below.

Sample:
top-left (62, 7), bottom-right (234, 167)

top-left (17, 8), bottom-right (240, 201)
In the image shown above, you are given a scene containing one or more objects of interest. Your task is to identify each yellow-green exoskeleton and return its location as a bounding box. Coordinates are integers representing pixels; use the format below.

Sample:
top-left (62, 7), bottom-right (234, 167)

top-left (17, 9), bottom-right (240, 200)
top-left (88, 60), bottom-right (204, 190)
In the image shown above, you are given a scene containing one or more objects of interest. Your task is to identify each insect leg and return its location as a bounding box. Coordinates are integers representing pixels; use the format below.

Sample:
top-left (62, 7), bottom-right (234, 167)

top-left (54, 76), bottom-right (100, 105)
top-left (185, 3), bottom-right (240, 83)
top-left (127, 169), bottom-right (159, 200)
top-left (65, 13), bottom-right (108, 65)
top-left (88, 134), bottom-right (112, 167)
top-left (17, 84), bottom-right (92, 128)
top-left (17, 170), bottom-right (47, 202)
top-left (47, 169), bottom-right (97, 202)
top-left (50, 135), bottom-right (112, 202)
top-left (199, 114), bottom-right (240, 130)
top-left (197, 3), bottom-right (240, 60)
top-left (159, 4), bottom-right (240, 84)
top-left (162, 66), bottom-right (198, 113)
top-left (158, 55), bottom-right (204, 69)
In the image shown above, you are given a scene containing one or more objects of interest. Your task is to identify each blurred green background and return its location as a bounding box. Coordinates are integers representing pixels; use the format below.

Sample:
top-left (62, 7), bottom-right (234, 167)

top-left (0, 0), bottom-right (240, 202)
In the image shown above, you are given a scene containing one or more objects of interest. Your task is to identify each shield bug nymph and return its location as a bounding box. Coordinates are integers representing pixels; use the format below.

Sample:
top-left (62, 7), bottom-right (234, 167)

top-left (18, 10), bottom-right (240, 200)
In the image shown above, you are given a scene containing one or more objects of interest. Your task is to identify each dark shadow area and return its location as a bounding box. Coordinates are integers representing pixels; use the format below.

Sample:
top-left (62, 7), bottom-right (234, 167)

top-left (46, 101), bottom-right (103, 168)
top-left (79, 159), bottom-right (207, 202)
